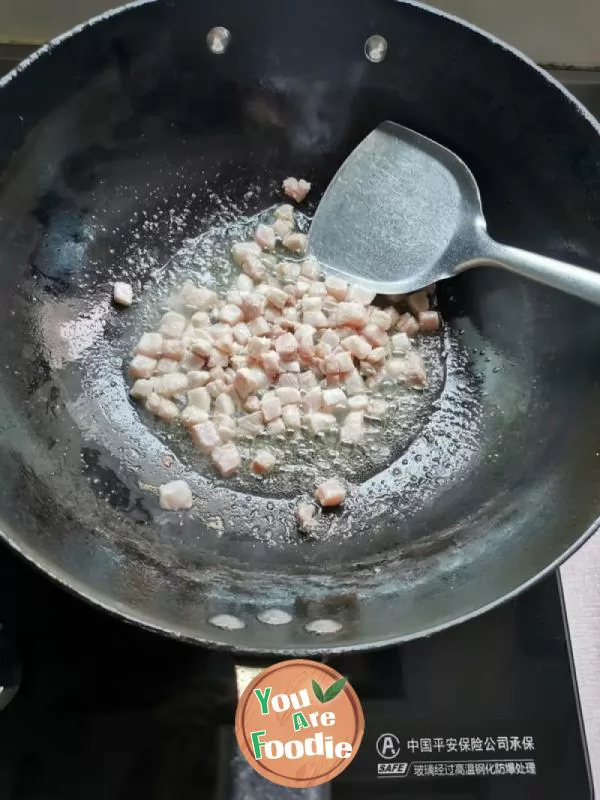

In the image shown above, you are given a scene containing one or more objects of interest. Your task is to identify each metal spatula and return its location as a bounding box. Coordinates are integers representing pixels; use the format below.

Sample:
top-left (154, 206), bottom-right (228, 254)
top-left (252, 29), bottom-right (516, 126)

top-left (309, 121), bottom-right (600, 304)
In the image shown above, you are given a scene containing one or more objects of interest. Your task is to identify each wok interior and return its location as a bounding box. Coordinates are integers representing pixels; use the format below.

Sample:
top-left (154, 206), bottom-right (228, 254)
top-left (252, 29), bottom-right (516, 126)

top-left (0, 0), bottom-right (599, 652)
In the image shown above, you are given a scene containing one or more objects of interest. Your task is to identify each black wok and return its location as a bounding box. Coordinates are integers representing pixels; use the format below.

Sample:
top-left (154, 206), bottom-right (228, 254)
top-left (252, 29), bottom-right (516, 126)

top-left (0, 0), bottom-right (599, 656)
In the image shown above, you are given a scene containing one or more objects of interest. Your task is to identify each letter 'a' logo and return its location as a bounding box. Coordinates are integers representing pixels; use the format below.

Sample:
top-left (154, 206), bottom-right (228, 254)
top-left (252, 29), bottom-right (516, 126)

top-left (235, 659), bottom-right (365, 788)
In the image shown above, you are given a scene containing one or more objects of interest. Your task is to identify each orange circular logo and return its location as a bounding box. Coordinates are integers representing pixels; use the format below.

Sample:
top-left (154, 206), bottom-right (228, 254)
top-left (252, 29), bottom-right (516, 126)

top-left (235, 659), bottom-right (364, 788)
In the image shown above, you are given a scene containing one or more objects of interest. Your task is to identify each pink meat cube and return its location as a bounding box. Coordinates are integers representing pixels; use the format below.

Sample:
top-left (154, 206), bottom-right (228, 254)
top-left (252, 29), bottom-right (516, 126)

top-left (247, 336), bottom-right (271, 359)
top-left (322, 388), bottom-right (348, 412)
top-left (232, 322), bottom-right (252, 346)
top-left (342, 335), bottom-right (372, 360)
top-left (333, 302), bottom-right (369, 329)
top-left (187, 386), bottom-right (212, 410)
top-left (181, 406), bottom-right (210, 427)
top-left (396, 312), bottom-right (420, 337)
top-left (255, 224), bottom-right (277, 250)
top-left (274, 203), bottom-right (295, 222)
top-left (211, 442), bottom-right (241, 476)
top-left (159, 480), bottom-right (193, 511)
top-left (231, 241), bottom-right (262, 267)
top-left (135, 332), bottom-right (163, 358)
top-left (241, 293), bottom-right (265, 321)
top-left (130, 378), bottom-right (155, 400)
top-left (241, 254), bottom-right (267, 282)
top-left (251, 448), bottom-right (277, 474)
top-left (369, 309), bottom-right (393, 330)
top-left (248, 316), bottom-right (271, 337)
top-left (234, 367), bottom-right (260, 399)
top-left (275, 387), bottom-right (301, 405)
top-left (268, 418), bottom-right (286, 435)
top-left (341, 411), bottom-right (364, 444)
top-left (261, 351), bottom-right (282, 376)
top-left (282, 232), bottom-right (308, 253)
top-left (275, 332), bottom-right (298, 360)
top-left (162, 339), bottom-right (185, 360)
top-left (282, 177), bottom-right (311, 203)
top-left (154, 373), bottom-right (188, 397)
top-left (362, 323), bottom-right (389, 347)
top-left (267, 286), bottom-right (289, 311)
top-left (282, 404), bottom-right (302, 430)
top-left (220, 304), bottom-right (244, 326)
top-left (113, 282), bottom-right (133, 307)
top-left (159, 312), bottom-right (187, 338)
top-left (261, 393), bottom-right (282, 423)
top-left (191, 420), bottom-right (221, 452)
top-left (325, 277), bottom-right (348, 301)
top-left (418, 310), bottom-right (441, 332)
top-left (129, 355), bottom-right (157, 379)
top-left (307, 411), bottom-right (336, 434)
top-left (408, 291), bottom-right (429, 315)
top-left (315, 478), bottom-right (346, 507)
top-left (335, 351), bottom-right (355, 373)
top-left (347, 285), bottom-right (376, 305)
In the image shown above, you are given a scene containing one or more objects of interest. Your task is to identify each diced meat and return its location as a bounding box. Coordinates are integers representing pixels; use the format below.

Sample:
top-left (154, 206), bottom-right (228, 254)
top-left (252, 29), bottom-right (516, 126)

top-left (135, 332), bottom-right (163, 358)
top-left (180, 352), bottom-right (206, 372)
top-left (237, 274), bottom-right (255, 293)
top-left (145, 393), bottom-right (179, 422)
top-left (283, 359), bottom-right (301, 373)
top-left (268, 418), bottom-right (286, 435)
top-left (282, 177), bottom-right (311, 203)
top-left (187, 386), bottom-right (212, 411)
top-left (252, 448), bottom-right (276, 474)
top-left (171, 282), bottom-right (217, 312)
top-left (214, 414), bottom-right (237, 442)
top-left (347, 286), bottom-right (376, 305)
top-left (369, 309), bottom-right (393, 330)
top-left (248, 316), bottom-right (271, 337)
top-left (261, 393), bottom-right (282, 422)
top-left (187, 370), bottom-right (210, 388)
top-left (207, 349), bottom-right (229, 368)
top-left (207, 379), bottom-right (228, 399)
top-left (238, 411), bottom-right (265, 437)
top-left (233, 367), bottom-right (260, 399)
top-left (242, 254), bottom-right (267, 282)
top-left (325, 276), bottom-right (348, 301)
top-left (303, 387), bottom-right (323, 412)
top-left (307, 281), bottom-right (327, 297)
top-left (322, 388), bottom-right (348, 412)
top-left (214, 393), bottom-right (236, 416)
top-left (333, 302), bottom-right (369, 329)
top-left (341, 411), bottom-right (364, 444)
top-left (261, 351), bottom-right (282, 376)
top-left (162, 339), bottom-right (185, 360)
top-left (181, 406), bottom-right (210, 427)
top-left (300, 258), bottom-right (320, 280)
top-left (191, 420), bottom-right (221, 452)
top-left (211, 442), bottom-right (241, 477)
top-left (130, 378), bottom-right (155, 400)
top-left (348, 393), bottom-right (368, 411)
top-left (365, 346), bottom-right (386, 365)
top-left (282, 404), bottom-right (302, 430)
top-left (247, 336), bottom-right (271, 359)
top-left (391, 332), bottom-right (412, 354)
top-left (159, 312), bottom-right (187, 339)
top-left (154, 373), bottom-right (188, 397)
top-left (275, 387), bottom-right (301, 405)
top-left (190, 311), bottom-right (211, 328)
top-left (277, 261), bottom-right (301, 282)
top-left (220, 304), bottom-right (244, 326)
top-left (418, 310), bottom-right (441, 332)
top-left (344, 370), bottom-right (365, 396)
top-left (159, 480), bottom-right (193, 511)
top-left (298, 371), bottom-right (318, 391)
top-left (113, 282), bottom-right (133, 306)
top-left (273, 218), bottom-right (295, 238)
top-left (307, 412), bottom-right (336, 434)
top-left (255, 224), bottom-right (277, 250)
top-left (231, 241), bottom-right (262, 267)
top-left (315, 478), bottom-right (346, 507)
top-left (342, 335), bottom-right (372, 360)
top-left (241, 293), bottom-right (265, 321)
top-left (296, 501), bottom-right (317, 532)
top-left (282, 232), bottom-right (308, 253)
top-left (267, 286), bottom-right (289, 310)
top-left (129, 355), bottom-right (157, 379)
top-left (408, 291), bottom-right (429, 315)
top-left (191, 338), bottom-right (213, 358)
top-left (386, 354), bottom-right (427, 387)
top-left (275, 332), bottom-right (298, 360)
top-left (244, 396), bottom-right (261, 413)
top-left (278, 373), bottom-right (300, 389)
top-left (362, 323), bottom-right (389, 347)
top-left (396, 313), bottom-right (420, 337)
top-left (155, 357), bottom-right (180, 375)
top-left (274, 203), bottom-right (295, 222)
top-left (303, 309), bottom-right (329, 328)
top-left (232, 322), bottom-right (252, 346)
top-left (335, 351), bottom-right (355, 373)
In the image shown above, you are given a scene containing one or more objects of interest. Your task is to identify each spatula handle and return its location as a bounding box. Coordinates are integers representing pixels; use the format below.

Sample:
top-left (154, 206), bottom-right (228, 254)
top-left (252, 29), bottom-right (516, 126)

top-left (476, 238), bottom-right (600, 306)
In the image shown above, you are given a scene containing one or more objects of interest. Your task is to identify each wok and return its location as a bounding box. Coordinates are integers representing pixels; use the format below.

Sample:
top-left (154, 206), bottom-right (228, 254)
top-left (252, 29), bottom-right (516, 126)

top-left (0, 0), bottom-right (599, 656)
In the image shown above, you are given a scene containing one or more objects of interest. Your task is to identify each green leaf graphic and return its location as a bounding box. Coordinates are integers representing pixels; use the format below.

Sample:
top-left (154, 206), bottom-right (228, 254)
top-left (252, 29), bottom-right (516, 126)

top-left (312, 679), bottom-right (325, 703)
top-left (323, 677), bottom-right (347, 702)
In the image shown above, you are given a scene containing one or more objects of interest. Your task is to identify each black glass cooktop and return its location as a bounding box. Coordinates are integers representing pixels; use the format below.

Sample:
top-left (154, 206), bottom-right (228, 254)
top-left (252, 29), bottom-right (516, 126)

top-left (0, 541), bottom-right (590, 799)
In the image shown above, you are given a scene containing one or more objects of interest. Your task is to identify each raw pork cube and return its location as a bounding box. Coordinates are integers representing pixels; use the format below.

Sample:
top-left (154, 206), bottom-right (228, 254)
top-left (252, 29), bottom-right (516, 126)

top-left (145, 394), bottom-right (179, 422)
top-left (159, 480), bottom-right (193, 511)
top-left (231, 241), bottom-right (262, 267)
top-left (162, 339), bottom-right (185, 360)
top-left (113, 282), bottom-right (133, 306)
top-left (211, 442), bottom-right (242, 476)
top-left (154, 373), bottom-right (188, 397)
top-left (214, 393), bottom-right (236, 416)
top-left (333, 302), bottom-right (369, 329)
top-left (191, 420), bottom-right (221, 452)
top-left (325, 277), bottom-right (348, 301)
top-left (391, 332), bottom-right (412, 354)
top-left (155, 357), bottom-right (180, 375)
top-left (315, 478), bottom-right (346, 507)
top-left (129, 355), bottom-right (157, 379)
top-left (187, 370), bottom-right (211, 388)
top-left (237, 412), bottom-right (264, 436)
top-left (342, 335), bottom-right (372, 360)
top-left (362, 323), bottom-right (389, 347)
top-left (307, 412), bottom-right (336, 435)
top-left (252, 449), bottom-right (276, 475)
top-left (130, 378), bottom-right (155, 400)
top-left (187, 386), bottom-right (211, 410)
top-left (282, 232), bottom-right (308, 253)
top-left (275, 332), bottom-right (298, 360)
top-left (408, 291), bottom-right (429, 315)
top-left (282, 177), bottom-right (311, 203)
top-left (282, 404), bottom-right (302, 430)
top-left (159, 312), bottom-right (187, 339)
top-left (418, 310), bottom-right (441, 332)
top-left (347, 285), bottom-right (376, 305)
top-left (274, 203), bottom-right (295, 222)
top-left (261, 393), bottom-right (282, 423)
top-left (220, 304), bottom-right (243, 326)
top-left (268, 418), bottom-right (286, 435)
top-left (181, 407), bottom-right (210, 427)
top-left (341, 411), bottom-right (364, 444)
top-left (396, 312), bottom-right (420, 337)
top-left (322, 388), bottom-right (348, 412)
top-left (255, 224), bottom-right (277, 250)
top-left (275, 387), bottom-right (301, 405)
top-left (135, 333), bottom-right (163, 358)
